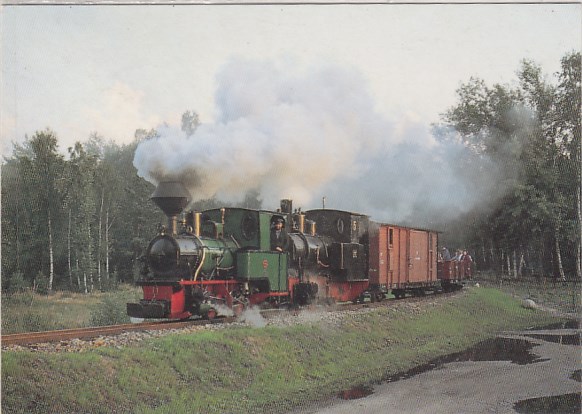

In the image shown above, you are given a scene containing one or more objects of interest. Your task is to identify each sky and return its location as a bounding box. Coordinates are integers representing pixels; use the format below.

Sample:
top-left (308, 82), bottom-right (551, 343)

top-left (2, 4), bottom-right (579, 153)
top-left (1, 3), bottom-right (581, 222)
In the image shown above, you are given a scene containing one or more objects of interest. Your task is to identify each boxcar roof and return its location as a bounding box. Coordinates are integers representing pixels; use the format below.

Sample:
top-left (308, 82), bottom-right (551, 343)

top-left (370, 220), bottom-right (442, 233)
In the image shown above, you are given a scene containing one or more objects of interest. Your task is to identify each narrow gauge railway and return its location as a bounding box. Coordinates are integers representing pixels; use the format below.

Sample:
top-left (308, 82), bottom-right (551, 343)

top-left (0, 302), bottom-right (367, 347)
top-left (2, 290), bottom-right (463, 349)
top-left (0, 318), bottom-right (235, 347)
top-left (127, 181), bottom-right (470, 322)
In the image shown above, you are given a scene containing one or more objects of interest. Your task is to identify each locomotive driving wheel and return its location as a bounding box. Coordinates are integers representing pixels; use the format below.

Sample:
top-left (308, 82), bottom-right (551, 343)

top-left (206, 307), bottom-right (217, 320)
top-left (231, 289), bottom-right (249, 316)
top-left (232, 303), bottom-right (245, 317)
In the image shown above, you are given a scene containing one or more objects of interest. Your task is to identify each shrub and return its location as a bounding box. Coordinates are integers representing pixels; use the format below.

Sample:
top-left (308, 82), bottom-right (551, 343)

top-left (1, 298), bottom-right (56, 333)
top-left (7, 272), bottom-right (29, 294)
top-left (33, 271), bottom-right (49, 295)
top-left (20, 311), bottom-right (55, 332)
top-left (89, 294), bottom-right (131, 326)
top-left (100, 271), bottom-right (120, 292)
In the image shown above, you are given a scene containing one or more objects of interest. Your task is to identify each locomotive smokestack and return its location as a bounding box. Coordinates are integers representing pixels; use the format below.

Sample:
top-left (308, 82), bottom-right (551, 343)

top-left (151, 181), bottom-right (191, 235)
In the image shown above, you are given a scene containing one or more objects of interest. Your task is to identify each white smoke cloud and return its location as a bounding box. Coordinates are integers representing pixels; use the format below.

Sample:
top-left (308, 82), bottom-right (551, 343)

top-left (133, 57), bottom-right (503, 225)
top-left (134, 58), bottom-right (394, 206)
top-left (240, 307), bottom-right (267, 328)
top-left (321, 125), bottom-right (502, 227)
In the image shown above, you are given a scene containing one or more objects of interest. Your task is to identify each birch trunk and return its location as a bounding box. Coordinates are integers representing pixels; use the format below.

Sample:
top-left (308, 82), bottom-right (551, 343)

top-left (555, 231), bottom-right (566, 282)
top-left (68, 209), bottom-right (72, 287)
top-left (97, 189), bottom-right (104, 290)
top-left (16, 181), bottom-right (21, 273)
top-left (577, 186), bottom-right (582, 280)
top-left (506, 252), bottom-right (511, 278)
top-left (538, 243), bottom-right (546, 278)
top-left (512, 250), bottom-right (518, 279)
top-left (518, 251), bottom-right (525, 277)
top-left (76, 257), bottom-right (83, 293)
top-left (490, 243), bottom-right (495, 272)
top-left (48, 211), bottom-right (54, 293)
top-left (577, 239), bottom-right (581, 282)
top-left (106, 207), bottom-right (111, 280)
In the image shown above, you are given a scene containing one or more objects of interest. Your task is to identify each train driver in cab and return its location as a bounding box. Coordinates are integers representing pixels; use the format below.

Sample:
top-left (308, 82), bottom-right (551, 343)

top-left (270, 217), bottom-right (289, 252)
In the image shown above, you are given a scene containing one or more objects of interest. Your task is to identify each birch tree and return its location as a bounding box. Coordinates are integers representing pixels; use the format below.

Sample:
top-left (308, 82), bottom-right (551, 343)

top-left (441, 53), bottom-right (580, 280)
top-left (16, 130), bottom-right (65, 293)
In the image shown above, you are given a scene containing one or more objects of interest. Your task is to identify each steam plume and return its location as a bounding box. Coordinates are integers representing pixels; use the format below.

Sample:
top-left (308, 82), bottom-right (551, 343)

top-left (134, 58), bottom-right (391, 206)
top-left (133, 57), bottom-right (507, 225)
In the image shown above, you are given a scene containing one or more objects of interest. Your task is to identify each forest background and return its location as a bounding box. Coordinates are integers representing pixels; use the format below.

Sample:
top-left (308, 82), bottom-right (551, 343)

top-left (1, 52), bottom-right (580, 295)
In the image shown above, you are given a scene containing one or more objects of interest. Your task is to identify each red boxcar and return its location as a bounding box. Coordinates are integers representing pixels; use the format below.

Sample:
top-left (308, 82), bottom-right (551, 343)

top-left (368, 224), bottom-right (439, 299)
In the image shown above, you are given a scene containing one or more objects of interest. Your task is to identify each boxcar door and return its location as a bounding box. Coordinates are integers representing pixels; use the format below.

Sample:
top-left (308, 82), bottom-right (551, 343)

top-left (408, 230), bottom-right (430, 284)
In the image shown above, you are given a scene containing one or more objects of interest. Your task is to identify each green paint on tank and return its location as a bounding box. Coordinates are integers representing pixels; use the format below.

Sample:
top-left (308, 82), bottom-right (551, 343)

top-left (237, 251), bottom-right (288, 292)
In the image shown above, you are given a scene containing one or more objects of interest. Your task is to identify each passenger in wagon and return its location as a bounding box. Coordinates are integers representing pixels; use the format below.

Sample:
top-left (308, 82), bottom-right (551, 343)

top-left (441, 247), bottom-right (451, 261)
top-left (462, 250), bottom-right (473, 278)
top-left (270, 218), bottom-right (289, 252)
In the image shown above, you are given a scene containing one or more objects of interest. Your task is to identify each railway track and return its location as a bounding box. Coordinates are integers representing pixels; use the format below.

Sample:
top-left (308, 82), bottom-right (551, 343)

top-left (1, 317), bottom-right (236, 347)
top-left (2, 290), bottom-right (462, 348)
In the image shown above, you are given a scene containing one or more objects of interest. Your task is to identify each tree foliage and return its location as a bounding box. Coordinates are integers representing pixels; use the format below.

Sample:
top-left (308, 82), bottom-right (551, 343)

top-left (0, 120), bottom-right (265, 294)
top-left (181, 110), bottom-right (200, 137)
top-left (1, 131), bottom-right (165, 293)
top-left (442, 52), bottom-right (581, 280)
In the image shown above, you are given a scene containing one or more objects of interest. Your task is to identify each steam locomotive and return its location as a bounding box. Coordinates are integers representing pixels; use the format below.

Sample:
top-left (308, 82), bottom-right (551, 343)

top-left (127, 182), bottom-right (467, 320)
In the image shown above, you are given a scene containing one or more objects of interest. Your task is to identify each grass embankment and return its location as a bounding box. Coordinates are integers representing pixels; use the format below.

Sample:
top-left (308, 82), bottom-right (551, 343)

top-left (478, 275), bottom-right (580, 316)
top-left (1, 285), bottom-right (141, 334)
top-left (1, 287), bottom-right (565, 414)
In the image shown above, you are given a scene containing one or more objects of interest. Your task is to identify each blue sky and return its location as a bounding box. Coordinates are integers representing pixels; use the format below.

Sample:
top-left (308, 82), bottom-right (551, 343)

top-left (2, 3), bottom-right (580, 156)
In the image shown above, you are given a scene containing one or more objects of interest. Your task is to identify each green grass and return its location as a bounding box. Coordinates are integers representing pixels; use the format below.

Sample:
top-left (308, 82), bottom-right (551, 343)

top-left (1, 287), bottom-right (564, 414)
top-left (1, 285), bottom-right (142, 334)
top-left (476, 274), bottom-right (581, 315)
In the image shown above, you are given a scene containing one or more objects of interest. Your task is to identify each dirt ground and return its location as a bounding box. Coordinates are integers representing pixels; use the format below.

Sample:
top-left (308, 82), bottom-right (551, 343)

top-left (290, 325), bottom-right (581, 414)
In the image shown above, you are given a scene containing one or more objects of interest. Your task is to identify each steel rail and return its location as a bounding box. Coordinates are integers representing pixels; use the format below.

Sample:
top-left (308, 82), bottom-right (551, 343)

top-left (1, 317), bottom-right (235, 346)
